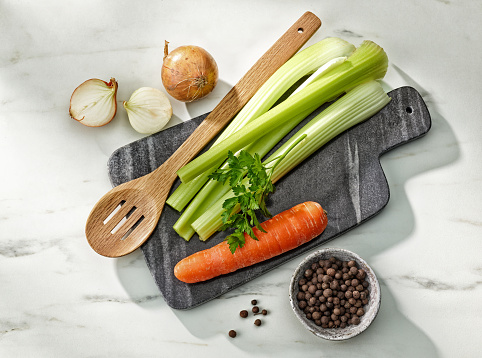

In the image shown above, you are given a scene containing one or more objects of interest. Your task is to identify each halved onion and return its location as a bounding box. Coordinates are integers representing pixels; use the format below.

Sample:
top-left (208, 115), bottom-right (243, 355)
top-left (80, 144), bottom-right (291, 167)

top-left (69, 78), bottom-right (118, 127)
top-left (123, 87), bottom-right (173, 134)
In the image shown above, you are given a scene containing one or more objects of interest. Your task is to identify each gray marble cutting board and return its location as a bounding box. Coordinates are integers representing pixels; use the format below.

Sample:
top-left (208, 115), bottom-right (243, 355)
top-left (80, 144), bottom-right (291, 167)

top-left (108, 86), bottom-right (431, 310)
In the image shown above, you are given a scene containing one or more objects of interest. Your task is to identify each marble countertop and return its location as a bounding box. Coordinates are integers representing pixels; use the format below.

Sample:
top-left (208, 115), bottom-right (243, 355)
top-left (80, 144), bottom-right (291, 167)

top-left (1, 1), bottom-right (481, 357)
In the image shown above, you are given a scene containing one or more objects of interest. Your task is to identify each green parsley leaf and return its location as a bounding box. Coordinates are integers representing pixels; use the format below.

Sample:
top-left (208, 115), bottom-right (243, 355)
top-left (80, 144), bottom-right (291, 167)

top-left (208, 135), bottom-right (306, 253)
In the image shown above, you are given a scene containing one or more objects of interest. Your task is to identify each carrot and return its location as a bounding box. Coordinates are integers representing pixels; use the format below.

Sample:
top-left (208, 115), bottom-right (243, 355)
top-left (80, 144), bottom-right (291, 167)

top-left (174, 201), bottom-right (328, 283)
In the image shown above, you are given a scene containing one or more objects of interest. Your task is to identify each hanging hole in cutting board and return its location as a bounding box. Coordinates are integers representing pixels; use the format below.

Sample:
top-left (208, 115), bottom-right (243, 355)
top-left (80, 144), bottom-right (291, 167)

top-left (406, 106), bottom-right (413, 114)
top-left (298, 27), bottom-right (304, 33)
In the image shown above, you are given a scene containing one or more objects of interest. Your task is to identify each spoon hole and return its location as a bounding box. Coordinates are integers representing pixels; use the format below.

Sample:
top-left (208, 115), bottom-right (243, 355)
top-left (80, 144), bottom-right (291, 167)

top-left (120, 215), bottom-right (145, 240)
top-left (103, 200), bottom-right (126, 224)
top-left (111, 206), bottom-right (137, 234)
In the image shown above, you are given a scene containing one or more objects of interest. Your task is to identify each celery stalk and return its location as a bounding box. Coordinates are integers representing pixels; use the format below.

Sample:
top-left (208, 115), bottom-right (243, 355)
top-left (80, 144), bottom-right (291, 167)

top-left (166, 37), bottom-right (356, 212)
top-left (191, 80), bottom-right (391, 240)
top-left (177, 40), bottom-right (389, 184)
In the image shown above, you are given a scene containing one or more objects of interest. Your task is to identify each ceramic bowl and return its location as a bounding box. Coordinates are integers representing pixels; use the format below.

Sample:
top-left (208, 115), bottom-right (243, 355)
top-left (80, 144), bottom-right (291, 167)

top-left (289, 248), bottom-right (381, 340)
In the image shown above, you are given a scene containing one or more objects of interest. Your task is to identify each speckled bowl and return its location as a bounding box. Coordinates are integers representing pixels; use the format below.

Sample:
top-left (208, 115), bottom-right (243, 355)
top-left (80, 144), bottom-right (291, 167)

top-left (289, 248), bottom-right (381, 340)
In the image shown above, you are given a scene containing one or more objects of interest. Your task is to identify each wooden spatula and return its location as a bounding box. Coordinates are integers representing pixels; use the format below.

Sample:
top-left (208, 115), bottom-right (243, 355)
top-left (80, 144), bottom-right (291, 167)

top-left (85, 12), bottom-right (321, 257)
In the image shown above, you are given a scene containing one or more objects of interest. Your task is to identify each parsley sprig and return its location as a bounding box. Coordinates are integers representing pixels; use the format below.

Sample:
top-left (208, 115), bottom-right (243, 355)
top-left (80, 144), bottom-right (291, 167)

top-left (208, 135), bottom-right (306, 253)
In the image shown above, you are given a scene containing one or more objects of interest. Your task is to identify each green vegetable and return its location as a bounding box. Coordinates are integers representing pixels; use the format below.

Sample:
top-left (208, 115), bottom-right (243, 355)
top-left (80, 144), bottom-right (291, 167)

top-left (166, 37), bottom-right (356, 212)
top-left (191, 80), bottom-right (391, 240)
top-left (176, 40), bottom-right (388, 184)
top-left (209, 135), bottom-right (306, 253)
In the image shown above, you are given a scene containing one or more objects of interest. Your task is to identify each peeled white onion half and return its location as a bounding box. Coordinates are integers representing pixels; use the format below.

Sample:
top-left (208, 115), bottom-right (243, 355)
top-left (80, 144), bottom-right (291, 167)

top-left (69, 78), bottom-right (118, 127)
top-left (123, 87), bottom-right (173, 134)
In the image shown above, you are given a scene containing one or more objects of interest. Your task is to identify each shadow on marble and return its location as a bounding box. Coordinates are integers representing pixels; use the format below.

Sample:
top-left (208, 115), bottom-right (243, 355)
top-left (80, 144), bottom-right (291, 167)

top-left (115, 249), bottom-right (164, 307)
top-left (166, 276), bottom-right (439, 357)
top-left (359, 67), bottom-right (460, 260)
top-left (184, 78), bottom-right (233, 120)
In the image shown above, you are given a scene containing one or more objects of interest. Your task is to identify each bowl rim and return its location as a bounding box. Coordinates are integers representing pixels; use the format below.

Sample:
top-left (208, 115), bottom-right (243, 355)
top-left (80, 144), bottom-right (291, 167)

top-left (289, 248), bottom-right (381, 341)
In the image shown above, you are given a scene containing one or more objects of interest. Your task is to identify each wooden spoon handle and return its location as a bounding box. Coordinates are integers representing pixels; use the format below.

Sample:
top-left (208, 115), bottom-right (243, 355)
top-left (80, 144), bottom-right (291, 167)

top-left (161, 11), bottom-right (321, 172)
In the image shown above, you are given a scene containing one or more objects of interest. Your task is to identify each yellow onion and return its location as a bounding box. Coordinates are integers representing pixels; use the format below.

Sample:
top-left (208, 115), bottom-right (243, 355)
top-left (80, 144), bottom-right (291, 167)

top-left (161, 41), bottom-right (218, 102)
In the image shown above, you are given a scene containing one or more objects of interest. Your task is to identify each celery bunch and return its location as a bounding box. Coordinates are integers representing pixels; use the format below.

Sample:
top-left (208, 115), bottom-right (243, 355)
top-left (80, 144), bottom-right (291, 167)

top-left (173, 39), bottom-right (390, 242)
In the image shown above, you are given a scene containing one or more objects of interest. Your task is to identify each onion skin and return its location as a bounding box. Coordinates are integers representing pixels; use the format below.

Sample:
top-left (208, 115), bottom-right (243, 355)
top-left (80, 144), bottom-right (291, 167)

top-left (69, 78), bottom-right (118, 127)
top-left (161, 45), bottom-right (218, 102)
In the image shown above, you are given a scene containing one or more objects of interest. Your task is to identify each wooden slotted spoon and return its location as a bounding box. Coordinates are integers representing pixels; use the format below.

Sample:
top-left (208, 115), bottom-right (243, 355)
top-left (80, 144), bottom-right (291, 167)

top-left (86, 12), bottom-right (321, 257)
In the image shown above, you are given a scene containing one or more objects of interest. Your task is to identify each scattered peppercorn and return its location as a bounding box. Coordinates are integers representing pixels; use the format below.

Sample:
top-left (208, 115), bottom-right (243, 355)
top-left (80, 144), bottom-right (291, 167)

top-left (262, 309), bottom-right (267, 315)
top-left (295, 256), bottom-right (369, 329)
top-left (240, 310), bottom-right (248, 318)
top-left (229, 330), bottom-right (237, 338)
top-left (254, 319), bottom-right (262, 326)
top-left (251, 299), bottom-right (257, 305)
top-left (252, 306), bottom-right (259, 314)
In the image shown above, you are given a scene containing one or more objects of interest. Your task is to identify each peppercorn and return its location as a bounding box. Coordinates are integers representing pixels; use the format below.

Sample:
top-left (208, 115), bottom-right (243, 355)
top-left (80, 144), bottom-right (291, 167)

top-left (252, 306), bottom-right (259, 314)
top-left (323, 288), bottom-right (333, 297)
top-left (261, 309), bottom-right (267, 315)
top-left (312, 311), bottom-right (322, 320)
top-left (240, 310), bottom-right (248, 318)
top-left (229, 330), bottom-right (237, 338)
top-left (254, 319), bottom-right (262, 326)
top-left (251, 299), bottom-right (257, 305)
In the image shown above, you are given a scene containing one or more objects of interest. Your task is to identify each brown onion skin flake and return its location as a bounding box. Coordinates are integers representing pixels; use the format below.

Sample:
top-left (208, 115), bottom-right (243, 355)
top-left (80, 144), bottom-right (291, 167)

top-left (296, 257), bottom-right (369, 328)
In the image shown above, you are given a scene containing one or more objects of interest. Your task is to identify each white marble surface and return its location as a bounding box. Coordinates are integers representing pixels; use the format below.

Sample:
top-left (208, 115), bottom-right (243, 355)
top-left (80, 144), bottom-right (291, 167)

top-left (1, 1), bottom-right (481, 357)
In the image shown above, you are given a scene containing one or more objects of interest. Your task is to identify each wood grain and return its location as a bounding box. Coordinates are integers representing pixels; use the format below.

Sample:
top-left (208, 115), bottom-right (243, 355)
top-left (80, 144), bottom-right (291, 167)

top-left (85, 12), bottom-right (321, 257)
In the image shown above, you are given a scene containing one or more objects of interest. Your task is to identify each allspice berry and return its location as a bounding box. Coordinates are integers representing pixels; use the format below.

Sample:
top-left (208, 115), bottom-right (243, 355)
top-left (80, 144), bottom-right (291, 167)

top-left (228, 330), bottom-right (237, 338)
